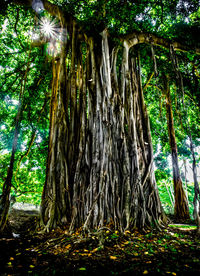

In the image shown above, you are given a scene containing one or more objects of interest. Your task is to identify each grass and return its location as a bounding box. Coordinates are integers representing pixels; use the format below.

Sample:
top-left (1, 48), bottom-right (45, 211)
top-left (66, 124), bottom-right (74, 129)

top-left (169, 224), bottom-right (197, 230)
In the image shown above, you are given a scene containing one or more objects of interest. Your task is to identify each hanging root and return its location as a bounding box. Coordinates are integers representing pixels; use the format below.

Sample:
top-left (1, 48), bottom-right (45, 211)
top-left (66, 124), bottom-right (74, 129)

top-left (41, 29), bottom-right (165, 233)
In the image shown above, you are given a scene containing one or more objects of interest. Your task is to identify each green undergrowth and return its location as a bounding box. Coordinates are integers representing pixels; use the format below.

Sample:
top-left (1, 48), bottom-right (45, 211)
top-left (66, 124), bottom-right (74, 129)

top-left (169, 224), bottom-right (197, 230)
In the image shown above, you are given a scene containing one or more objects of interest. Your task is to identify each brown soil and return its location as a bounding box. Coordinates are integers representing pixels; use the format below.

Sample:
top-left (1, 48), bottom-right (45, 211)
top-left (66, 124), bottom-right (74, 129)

top-left (0, 210), bottom-right (199, 275)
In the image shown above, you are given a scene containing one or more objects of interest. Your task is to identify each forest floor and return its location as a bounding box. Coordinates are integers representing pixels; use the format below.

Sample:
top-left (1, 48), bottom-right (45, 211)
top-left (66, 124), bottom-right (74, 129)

top-left (0, 208), bottom-right (200, 276)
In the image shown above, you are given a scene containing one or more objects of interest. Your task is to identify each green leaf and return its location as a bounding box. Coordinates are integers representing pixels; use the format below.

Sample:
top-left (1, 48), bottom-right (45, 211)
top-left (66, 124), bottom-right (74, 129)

top-left (79, 267), bottom-right (86, 271)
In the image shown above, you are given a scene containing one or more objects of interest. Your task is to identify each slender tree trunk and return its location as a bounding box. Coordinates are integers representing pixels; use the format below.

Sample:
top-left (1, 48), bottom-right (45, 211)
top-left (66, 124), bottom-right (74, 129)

top-left (188, 134), bottom-right (200, 233)
top-left (0, 99), bottom-right (22, 233)
top-left (164, 181), bottom-right (174, 209)
top-left (0, 49), bottom-right (31, 233)
top-left (183, 159), bottom-right (189, 203)
top-left (163, 75), bottom-right (190, 220)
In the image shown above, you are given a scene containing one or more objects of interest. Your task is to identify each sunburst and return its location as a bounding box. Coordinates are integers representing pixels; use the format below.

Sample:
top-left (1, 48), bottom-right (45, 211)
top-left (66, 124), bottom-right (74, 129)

top-left (39, 17), bottom-right (60, 40)
top-left (35, 15), bottom-right (68, 56)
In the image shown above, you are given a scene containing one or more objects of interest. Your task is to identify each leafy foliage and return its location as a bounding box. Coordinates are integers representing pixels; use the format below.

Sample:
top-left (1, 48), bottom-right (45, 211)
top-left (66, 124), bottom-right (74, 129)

top-left (0, 5), bottom-right (51, 204)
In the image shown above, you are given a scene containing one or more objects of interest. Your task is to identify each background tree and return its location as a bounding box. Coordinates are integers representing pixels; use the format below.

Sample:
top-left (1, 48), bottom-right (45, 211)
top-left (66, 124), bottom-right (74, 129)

top-left (0, 5), bottom-right (50, 233)
top-left (142, 34), bottom-right (200, 221)
top-left (163, 74), bottom-right (190, 219)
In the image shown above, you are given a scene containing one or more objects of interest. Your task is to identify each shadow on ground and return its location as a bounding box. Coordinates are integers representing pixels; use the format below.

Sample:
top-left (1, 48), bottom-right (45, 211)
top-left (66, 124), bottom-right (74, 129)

top-left (0, 209), bottom-right (199, 275)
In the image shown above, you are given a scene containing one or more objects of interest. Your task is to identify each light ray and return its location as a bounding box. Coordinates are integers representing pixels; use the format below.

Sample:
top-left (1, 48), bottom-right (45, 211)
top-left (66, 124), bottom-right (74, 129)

top-left (39, 17), bottom-right (60, 40)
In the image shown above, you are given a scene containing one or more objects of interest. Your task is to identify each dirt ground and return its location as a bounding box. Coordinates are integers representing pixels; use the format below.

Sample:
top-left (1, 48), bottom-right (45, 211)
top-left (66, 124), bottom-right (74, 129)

top-left (0, 209), bottom-right (200, 275)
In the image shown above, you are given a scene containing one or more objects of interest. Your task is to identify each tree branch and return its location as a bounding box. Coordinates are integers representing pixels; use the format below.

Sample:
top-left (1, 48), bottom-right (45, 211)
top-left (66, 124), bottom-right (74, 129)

top-left (11, 0), bottom-right (200, 55)
top-left (14, 7), bottom-right (25, 49)
top-left (143, 72), bottom-right (154, 91)
top-left (11, 0), bottom-right (73, 25)
top-left (122, 31), bottom-right (200, 55)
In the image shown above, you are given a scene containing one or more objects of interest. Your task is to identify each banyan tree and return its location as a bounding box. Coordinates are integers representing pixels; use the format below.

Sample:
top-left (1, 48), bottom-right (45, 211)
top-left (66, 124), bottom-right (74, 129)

top-left (0, 0), bottom-right (199, 233)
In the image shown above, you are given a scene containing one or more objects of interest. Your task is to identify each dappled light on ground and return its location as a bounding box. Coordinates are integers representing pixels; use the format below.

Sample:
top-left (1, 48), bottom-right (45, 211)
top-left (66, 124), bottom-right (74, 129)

top-left (0, 219), bottom-right (200, 275)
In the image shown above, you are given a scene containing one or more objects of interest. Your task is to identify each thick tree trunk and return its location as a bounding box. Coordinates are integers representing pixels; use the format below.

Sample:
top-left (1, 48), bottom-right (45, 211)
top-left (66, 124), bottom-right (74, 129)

top-left (163, 75), bottom-right (190, 220)
top-left (40, 23), bottom-right (165, 232)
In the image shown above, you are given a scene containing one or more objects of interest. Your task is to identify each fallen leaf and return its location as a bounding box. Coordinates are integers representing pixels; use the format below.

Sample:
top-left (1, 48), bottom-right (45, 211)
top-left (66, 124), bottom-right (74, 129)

top-left (110, 256), bottom-right (117, 260)
top-left (143, 270), bottom-right (148, 274)
top-left (65, 244), bottom-right (71, 250)
top-left (124, 241), bottom-right (130, 245)
top-left (91, 248), bottom-right (99, 253)
top-left (9, 257), bottom-right (14, 261)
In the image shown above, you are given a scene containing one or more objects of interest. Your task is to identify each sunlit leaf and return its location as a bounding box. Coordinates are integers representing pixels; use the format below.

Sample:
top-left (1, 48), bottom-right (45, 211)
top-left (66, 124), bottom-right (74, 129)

top-left (110, 256), bottom-right (117, 260)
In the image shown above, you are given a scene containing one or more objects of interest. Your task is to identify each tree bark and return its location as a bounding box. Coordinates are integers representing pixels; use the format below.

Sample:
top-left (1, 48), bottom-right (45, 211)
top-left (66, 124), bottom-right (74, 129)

top-left (39, 20), bottom-right (166, 232)
top-left (188, 134), bottom-right (200, 234)
top-left (163, 75), bottom-right (190, 220)
top-left (183, 159), bottom-right (189, 203)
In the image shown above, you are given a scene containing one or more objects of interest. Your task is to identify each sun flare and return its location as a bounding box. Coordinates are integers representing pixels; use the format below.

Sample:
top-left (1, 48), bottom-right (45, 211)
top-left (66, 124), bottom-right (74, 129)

top-left (39, 17), bottom-right (59, 40)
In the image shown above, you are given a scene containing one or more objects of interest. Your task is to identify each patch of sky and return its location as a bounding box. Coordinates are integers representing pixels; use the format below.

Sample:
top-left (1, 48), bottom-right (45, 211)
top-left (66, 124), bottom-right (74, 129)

top-left (4, 96), bottom-right (19, 106)
top-left (35, 135), bottom-right (42, 143)
top-left (0, 19), bottom-right (8, 34)
top-left (0, 125), bottom-right (6, 130)
top-left (135, 14), bottom-right (144, 22)
top-left (0, 149), bottom-right (9, 154)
